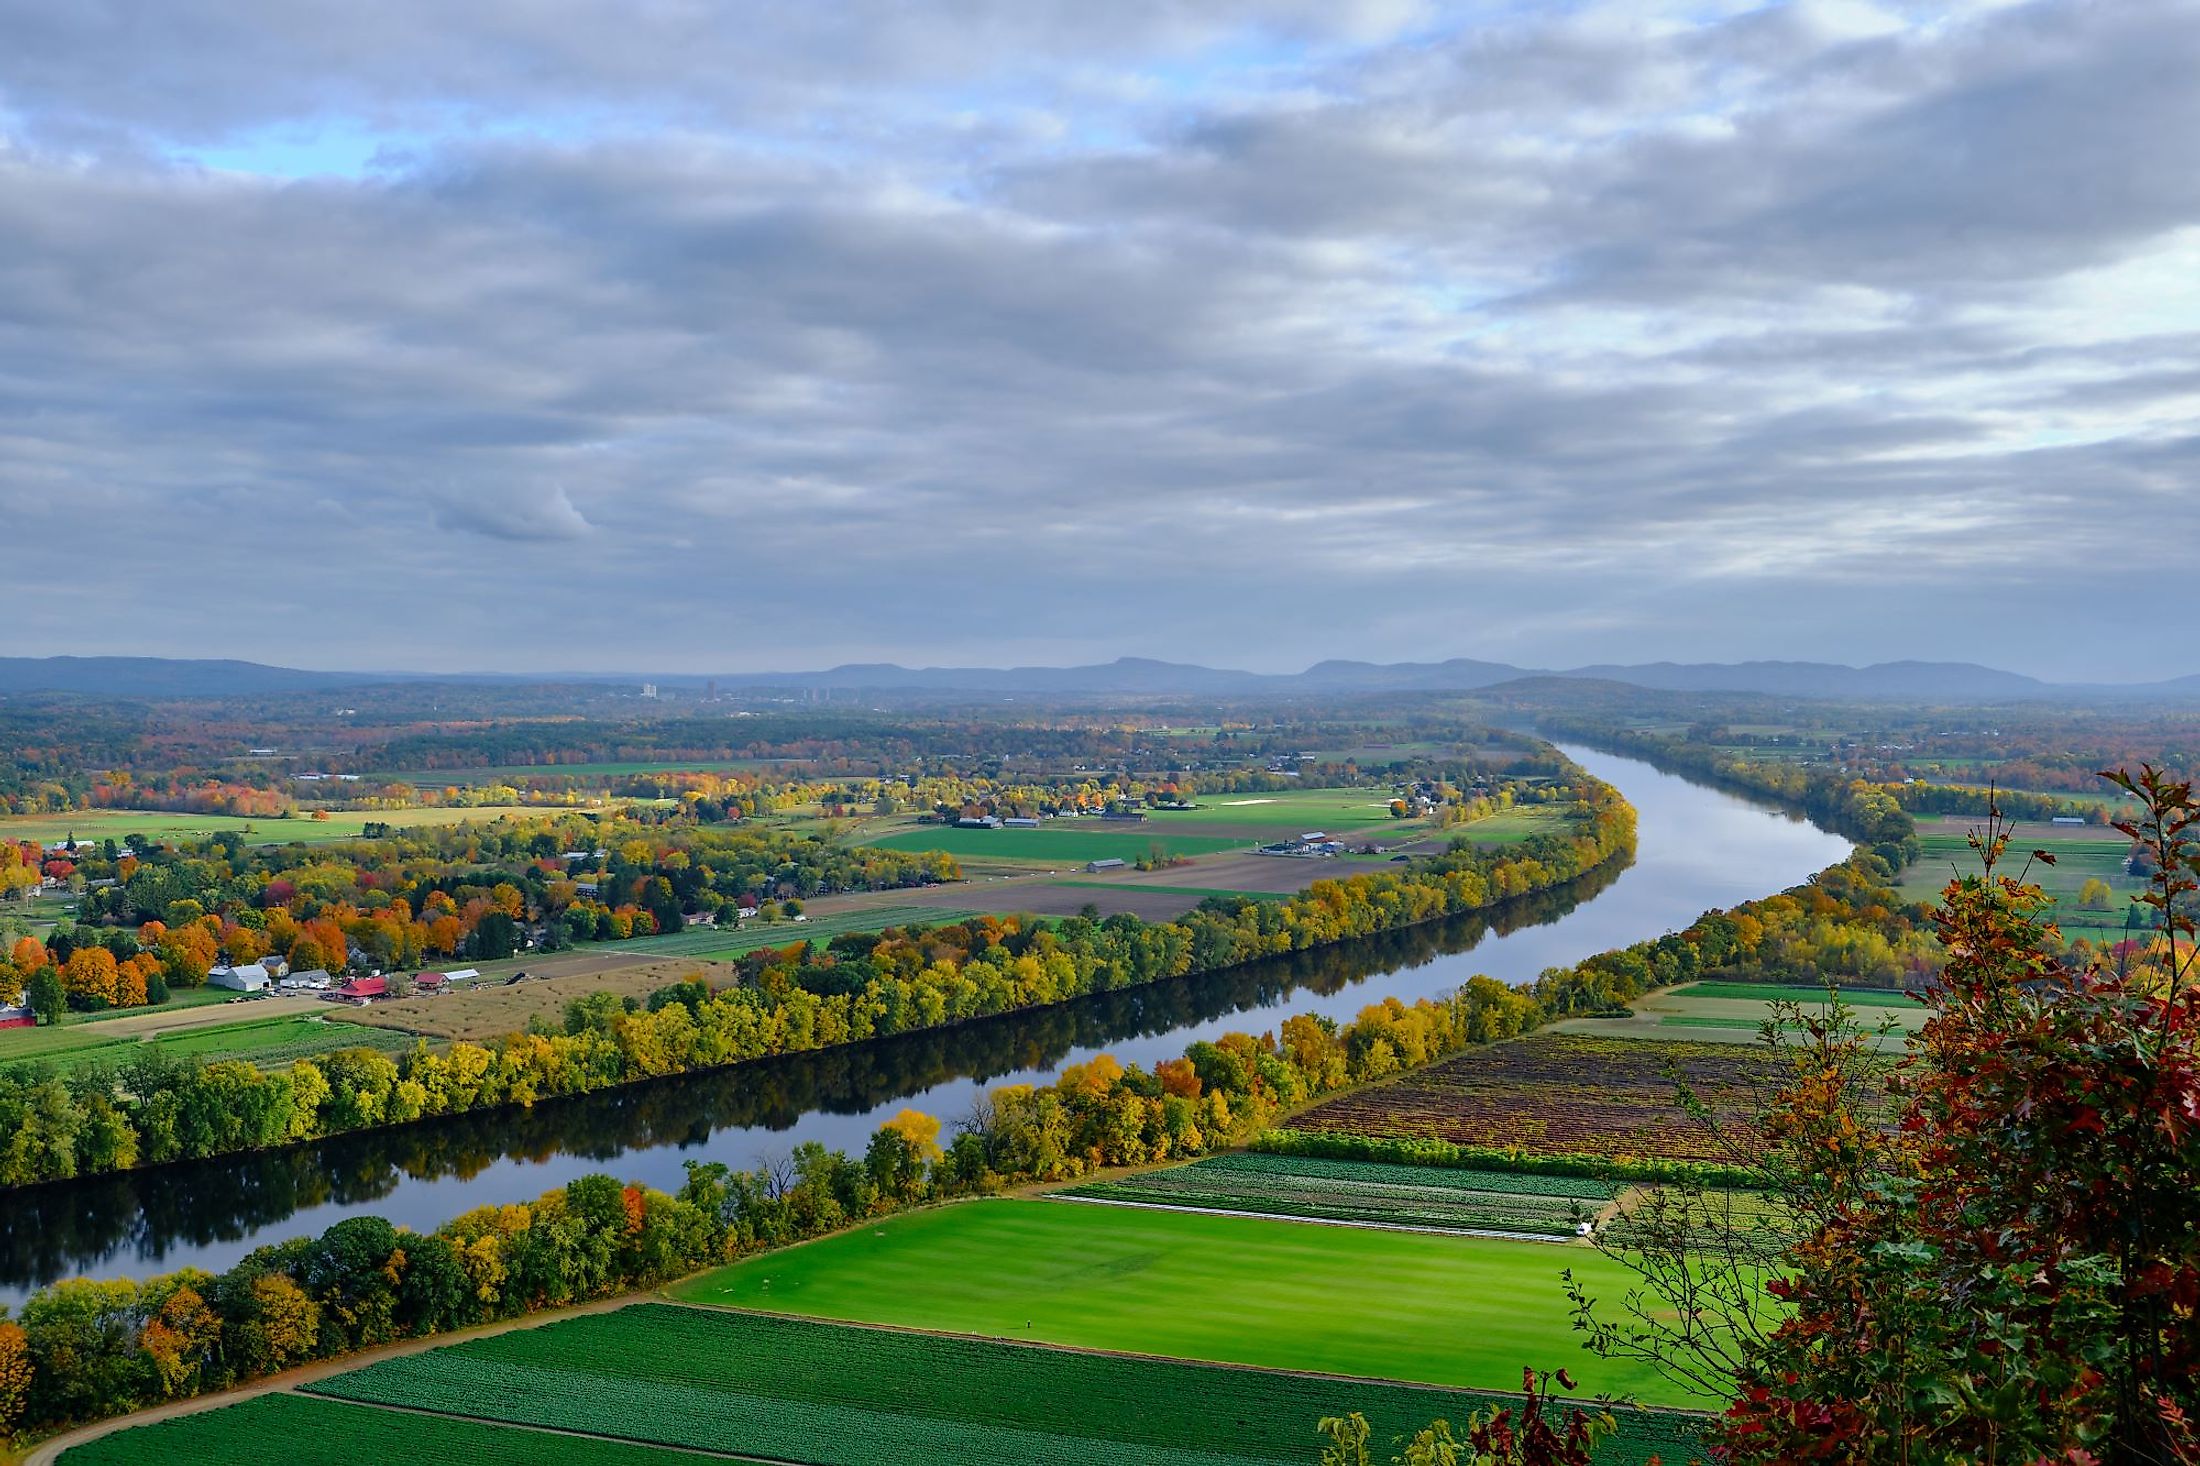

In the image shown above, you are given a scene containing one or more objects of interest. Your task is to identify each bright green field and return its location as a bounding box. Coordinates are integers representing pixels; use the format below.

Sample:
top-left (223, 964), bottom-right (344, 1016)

top-left (304, 1305), bottom-right (1700, 1465)
top-left (0, 1011), bottom-right (406, 1074)
top-left (63, 1392), bottom-right (682, 1466)
top-left (672, 1197), bottom-right (1706, 1407)
top-left (0, 805), bottom-right (540, 848)
top-left (1901, 819), bottom-right (2154, 934)
top-left (861, 826), bottom-right (1248, 862)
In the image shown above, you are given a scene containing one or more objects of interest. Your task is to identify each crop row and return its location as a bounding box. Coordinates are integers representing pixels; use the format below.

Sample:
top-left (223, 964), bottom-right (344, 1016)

top-left (62, 1393), bottom-right (679, 1466)
top-left (305, 1304), bottom-right (1701, 1465)
top-left (1060, 1155), bottom-right (1612, 1235)
top-left (1182, 1150), bottom-right (1618, 1200)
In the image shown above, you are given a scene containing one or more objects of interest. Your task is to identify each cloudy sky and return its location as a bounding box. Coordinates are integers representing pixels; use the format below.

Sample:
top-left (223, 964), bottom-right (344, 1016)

top-left (4, 0), bottom-right (2197, 679)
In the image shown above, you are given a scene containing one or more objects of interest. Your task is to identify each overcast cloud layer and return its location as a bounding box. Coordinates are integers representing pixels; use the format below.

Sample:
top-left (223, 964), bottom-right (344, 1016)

top-left (4, 0), bottom-right (2197, 679)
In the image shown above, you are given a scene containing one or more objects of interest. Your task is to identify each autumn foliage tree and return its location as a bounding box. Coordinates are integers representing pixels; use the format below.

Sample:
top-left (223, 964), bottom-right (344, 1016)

top-left (1589, 773), bottom-right (2200, 1464)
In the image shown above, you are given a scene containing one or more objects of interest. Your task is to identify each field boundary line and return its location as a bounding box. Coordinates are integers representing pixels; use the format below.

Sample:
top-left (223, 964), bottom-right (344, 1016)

top-left (654, 1294), bottom-right (1718, 1419)
top-left (1041, 1191), bottom-right (1589, 1244)
top-left (289, 1392), bottom-right (802, 1464)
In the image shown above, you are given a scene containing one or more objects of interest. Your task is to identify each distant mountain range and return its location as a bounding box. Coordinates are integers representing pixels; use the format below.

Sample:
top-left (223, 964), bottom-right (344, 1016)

top-left (4, 654), bottom-right (2199, 703)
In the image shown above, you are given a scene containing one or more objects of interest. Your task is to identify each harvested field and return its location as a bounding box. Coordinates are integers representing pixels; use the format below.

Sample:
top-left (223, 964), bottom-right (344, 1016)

top-left (862, 825), bottom-right (1247, 862)
top-left (1291, 1033), bottom-right (1763, 1163)
top-left (1117, 853), bottom-right (1337, 894)
top-left (348, 960), bottom-right (734, 1042)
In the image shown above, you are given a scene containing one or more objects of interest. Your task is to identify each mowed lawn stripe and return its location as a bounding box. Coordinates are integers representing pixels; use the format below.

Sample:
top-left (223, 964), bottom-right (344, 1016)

top-left (671, 1197), bottom-right (1704, 1407)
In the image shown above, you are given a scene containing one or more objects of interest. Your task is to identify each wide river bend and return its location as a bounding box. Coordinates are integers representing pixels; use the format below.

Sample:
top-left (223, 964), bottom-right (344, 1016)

top-left (0, 746), bottom-right (1849, 1303)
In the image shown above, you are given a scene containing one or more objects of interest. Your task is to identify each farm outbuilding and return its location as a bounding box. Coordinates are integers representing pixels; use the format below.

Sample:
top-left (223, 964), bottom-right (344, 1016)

top-left (209, 964), bottom-right (272, 992)
top-left (1086, 857), bottom-right (1127, 872)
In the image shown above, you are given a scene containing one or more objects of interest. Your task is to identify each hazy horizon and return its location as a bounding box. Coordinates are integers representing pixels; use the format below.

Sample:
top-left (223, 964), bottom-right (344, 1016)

top-left (6, 0), bottom-right (2197, 680)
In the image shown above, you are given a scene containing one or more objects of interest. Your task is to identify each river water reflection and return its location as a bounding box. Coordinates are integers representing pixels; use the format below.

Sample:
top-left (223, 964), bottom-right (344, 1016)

top-left (0, 746), bottom-right (1849, 1301)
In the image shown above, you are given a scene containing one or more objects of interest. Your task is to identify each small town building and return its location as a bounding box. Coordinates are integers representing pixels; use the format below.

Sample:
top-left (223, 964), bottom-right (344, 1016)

top-left (1086, 857), bottom-right (1127, 872)
top-left (1002, 817), bottom-right (1040, 828)
top-left (328, 976), bottom-right (388, 1003)
top-left (280, 969), bottom-right (333, 991)
top-left (0, 1004), bottom-right (34, 1030)
top-left (414, 972), bottom-right (450, 993)
top-left (956, 815), bottom-right (1003, 829)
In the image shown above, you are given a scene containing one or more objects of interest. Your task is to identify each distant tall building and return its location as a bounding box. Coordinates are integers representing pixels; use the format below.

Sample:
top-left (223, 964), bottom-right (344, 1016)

top-left (705, 678), bottom-right (719, 701)
top-left (640, 683), bottom-right (659, 699)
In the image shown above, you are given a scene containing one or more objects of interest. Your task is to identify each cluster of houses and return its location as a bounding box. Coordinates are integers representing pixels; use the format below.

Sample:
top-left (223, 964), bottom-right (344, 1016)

top-left (951, 805), bottom-right (1148, 829)
top-left (1255, 831), bottom-right (1343, 859)
top-left (205, 961), bottom-right (484, 1005)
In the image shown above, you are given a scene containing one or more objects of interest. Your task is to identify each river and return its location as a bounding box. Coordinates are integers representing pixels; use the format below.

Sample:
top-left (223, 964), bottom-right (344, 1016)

top-left (0, 746), bottom-right (1850, 1303)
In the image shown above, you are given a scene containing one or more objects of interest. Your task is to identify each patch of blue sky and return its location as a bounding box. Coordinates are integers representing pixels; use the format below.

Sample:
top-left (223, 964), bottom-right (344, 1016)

top-left (177, 108), bottom-right (626, 180)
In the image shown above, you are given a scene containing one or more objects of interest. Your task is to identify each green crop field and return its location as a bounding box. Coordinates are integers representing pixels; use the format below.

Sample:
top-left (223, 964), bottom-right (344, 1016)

top-left (0, 806), bottom-right (541, 848)
top-left (1060, 1151), bottom-right (1613, 1236)
top-left (861, 826), bottom-right (1248, 862)
top-left (672, 1197), bottom-right (1708, 1408)
top-left (0, 1011), bottom-right (408, 1074)
top-left (307, 1304), bottom-right (1702, 1465)
top-left (63, 1392), bottom-right (684, 1466)
top-left (1683, 981), bottom-right (1920, 1007)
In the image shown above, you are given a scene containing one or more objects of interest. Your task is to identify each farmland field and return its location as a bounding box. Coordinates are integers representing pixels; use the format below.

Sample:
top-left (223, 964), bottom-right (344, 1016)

top-left (861, 825), bottom-right (1249, 862)
top-left (671, 1197), bottom-right (1707, 1407)
top-left (1059, 1151), bottom-right (1613, 1236)
top-left (376, 757), bottom-right (785, 786)
top-left (0, 1010), bottom-right (409, 1074)
top-left (63, 1392), bottom-right (682, 1465)
top-left (1900, 817), bottom-right (2157, 934)
top-left (0, 805), bottom-right (540, 848)
top-left (1290, 1033), bottom-right (1762, 1162)
top-left (1552, 979), bottom-right (1926, 1046)
top-left (302, 1304), bottom-right (1699, 1465)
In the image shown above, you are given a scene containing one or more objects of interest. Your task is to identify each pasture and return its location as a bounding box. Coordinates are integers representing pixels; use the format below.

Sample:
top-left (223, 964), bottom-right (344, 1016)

top-left (0, 1009), bottom-right (408, 1074)
top-left (0, 805), bottom-right (540, 848)
top-left (1900, 816), bottom-right (2153, 935)
top-left (672, 1196), bottom-right (1706, 1407)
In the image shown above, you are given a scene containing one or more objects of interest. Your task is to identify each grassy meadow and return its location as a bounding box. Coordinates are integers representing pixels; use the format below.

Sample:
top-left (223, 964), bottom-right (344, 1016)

top-left (671, 1196), bottom-right (1705, 1407)
top-left (0, 1010), bottom-right (409, 1074)
top-left (1900, 816), bottom-right (2154, 935)
top-left (0, 805), bottom-right (541, 848)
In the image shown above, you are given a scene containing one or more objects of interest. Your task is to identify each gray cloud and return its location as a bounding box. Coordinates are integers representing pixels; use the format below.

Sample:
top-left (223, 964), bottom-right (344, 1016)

top-left (0, 0), bottom-right (2196, 680)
